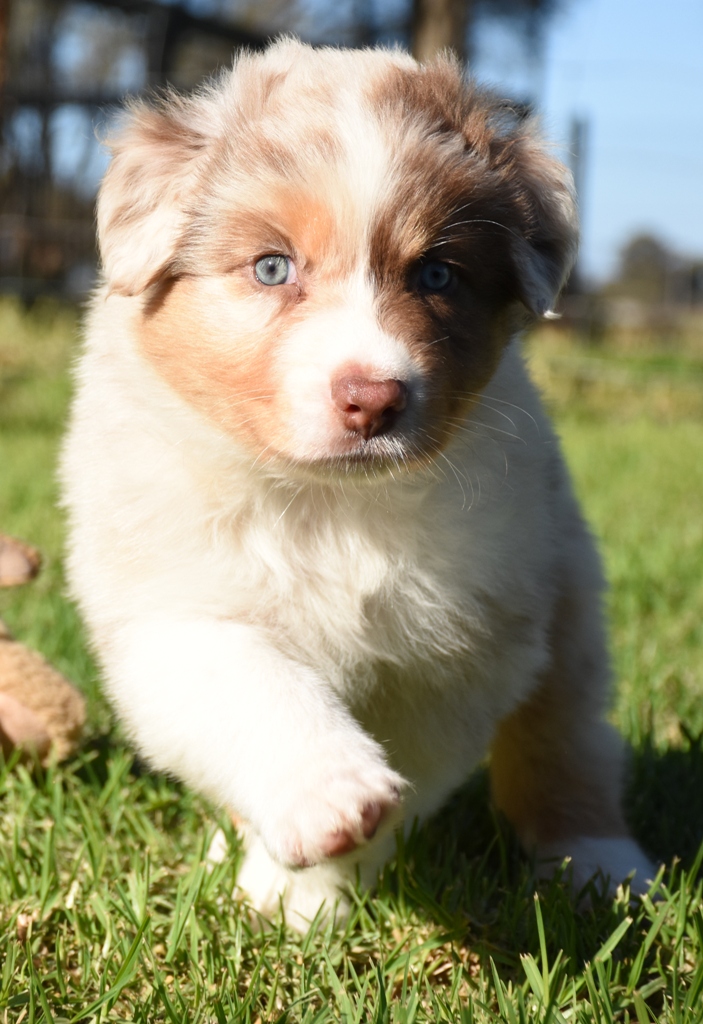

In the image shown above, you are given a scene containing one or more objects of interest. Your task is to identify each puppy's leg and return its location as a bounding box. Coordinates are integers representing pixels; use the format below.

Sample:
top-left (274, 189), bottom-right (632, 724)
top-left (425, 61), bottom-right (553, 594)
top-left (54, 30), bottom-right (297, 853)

top-left (489, 563), bottom-right (654, 894)
top-left (106, 618), bottom-right (404, 893)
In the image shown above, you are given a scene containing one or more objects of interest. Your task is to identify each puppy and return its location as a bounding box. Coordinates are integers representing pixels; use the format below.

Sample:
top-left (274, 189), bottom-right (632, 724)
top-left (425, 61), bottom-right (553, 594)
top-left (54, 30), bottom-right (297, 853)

top-left (62, 39), bottom-right (653, 928)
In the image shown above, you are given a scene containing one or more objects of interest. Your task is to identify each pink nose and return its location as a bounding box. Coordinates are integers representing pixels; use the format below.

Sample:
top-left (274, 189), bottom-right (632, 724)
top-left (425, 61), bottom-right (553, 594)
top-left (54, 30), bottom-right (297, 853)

top-left (331, 375), bottom-right (408, 440)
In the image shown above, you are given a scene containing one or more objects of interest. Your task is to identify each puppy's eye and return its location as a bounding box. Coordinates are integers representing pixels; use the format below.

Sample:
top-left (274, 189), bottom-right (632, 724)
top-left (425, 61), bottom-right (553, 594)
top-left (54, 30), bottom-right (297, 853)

top-left (418, 261), bottom-right (454, 292)
top-left (255, 255), bottom-right (295, 286)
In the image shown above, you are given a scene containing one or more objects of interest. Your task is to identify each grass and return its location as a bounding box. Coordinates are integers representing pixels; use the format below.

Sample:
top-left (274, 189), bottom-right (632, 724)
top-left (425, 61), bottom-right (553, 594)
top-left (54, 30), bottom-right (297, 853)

top-left (1, 298), bottom-right (703, 1021)
top-left (527, 333), bottom-right (703, 750)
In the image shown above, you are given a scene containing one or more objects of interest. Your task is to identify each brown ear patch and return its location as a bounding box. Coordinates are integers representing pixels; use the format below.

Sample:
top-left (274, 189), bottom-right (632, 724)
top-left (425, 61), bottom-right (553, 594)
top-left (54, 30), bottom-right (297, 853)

top-left (366, 56), bottom-right (577, 320)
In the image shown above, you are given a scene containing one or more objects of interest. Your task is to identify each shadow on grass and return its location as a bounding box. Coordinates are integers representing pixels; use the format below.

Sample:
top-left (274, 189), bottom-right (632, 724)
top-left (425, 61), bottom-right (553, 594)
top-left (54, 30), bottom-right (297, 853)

top-left (71, 731), bottom-right (145, 786)
top-left (374, 771), bottom-right (626, 973)
top-left (65, 731), bottom-right (207, 839)
top-left (627, 726), bottom-right (703, 868)
top-left (371, 731), bottom-right (703, 974)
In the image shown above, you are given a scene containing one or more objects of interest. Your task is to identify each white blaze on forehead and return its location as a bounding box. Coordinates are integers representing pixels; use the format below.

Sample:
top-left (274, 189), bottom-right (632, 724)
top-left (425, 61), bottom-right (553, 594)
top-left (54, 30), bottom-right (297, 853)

top-left (275, 268), bottom-right (420, 457)
top-left (332, 90), bottom-right (396, 255)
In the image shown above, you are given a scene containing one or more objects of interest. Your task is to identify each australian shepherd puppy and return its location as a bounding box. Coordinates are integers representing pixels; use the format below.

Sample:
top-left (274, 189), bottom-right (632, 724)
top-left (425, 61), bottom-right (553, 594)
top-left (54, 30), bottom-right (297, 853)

top-left (62, 39), bottom-right (652, 928)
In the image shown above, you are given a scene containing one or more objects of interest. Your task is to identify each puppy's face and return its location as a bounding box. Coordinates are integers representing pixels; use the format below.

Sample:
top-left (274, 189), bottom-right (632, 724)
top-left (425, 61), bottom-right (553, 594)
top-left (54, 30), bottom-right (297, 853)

top-left (98, 42), bottom-right (576, 474)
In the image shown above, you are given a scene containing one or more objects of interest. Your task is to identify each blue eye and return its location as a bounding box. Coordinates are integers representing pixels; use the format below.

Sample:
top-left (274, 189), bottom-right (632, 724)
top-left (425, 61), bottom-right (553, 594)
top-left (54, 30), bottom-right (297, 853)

top-left (418, 261), bottom-right (454, 292)
top-left (255, 255), bottom-right (292, 286)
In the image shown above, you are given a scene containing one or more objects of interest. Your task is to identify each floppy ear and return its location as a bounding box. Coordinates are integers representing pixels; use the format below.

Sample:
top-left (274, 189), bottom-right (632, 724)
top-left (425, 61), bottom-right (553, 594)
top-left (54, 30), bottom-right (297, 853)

top-left (509, 136), bottom-right (579, 317)
top-left (97, 94), bottom-right (216, 296)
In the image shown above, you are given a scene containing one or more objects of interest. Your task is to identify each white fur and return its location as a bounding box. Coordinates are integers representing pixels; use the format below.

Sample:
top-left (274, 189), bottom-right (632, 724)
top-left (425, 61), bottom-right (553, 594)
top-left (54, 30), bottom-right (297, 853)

top-left (62, 307), bottom-right (576, 924)
top-left (538, 837), bottom-right (656, 896)
top-left (62, 41), bottom-right (650, 929)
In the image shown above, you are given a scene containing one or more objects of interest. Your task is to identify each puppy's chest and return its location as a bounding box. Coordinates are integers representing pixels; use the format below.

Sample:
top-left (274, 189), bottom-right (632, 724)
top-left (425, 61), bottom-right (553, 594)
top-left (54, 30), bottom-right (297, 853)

top-left (227, 493), bottom-right (518, 673)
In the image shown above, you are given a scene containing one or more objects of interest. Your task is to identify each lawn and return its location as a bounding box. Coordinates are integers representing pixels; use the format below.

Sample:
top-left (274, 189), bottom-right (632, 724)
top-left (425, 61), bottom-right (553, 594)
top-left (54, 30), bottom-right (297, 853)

top-left (1, 297), bottom-right (702, 1022)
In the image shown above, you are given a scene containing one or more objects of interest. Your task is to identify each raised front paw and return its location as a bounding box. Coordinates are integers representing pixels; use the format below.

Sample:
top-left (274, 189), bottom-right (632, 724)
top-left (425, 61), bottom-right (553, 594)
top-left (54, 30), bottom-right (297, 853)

top-left (263, 756), bottom-right (407, 869)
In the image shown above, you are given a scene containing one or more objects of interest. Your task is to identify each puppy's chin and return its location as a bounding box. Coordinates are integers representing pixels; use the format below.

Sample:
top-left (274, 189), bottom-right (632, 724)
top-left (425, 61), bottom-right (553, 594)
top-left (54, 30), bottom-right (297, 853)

top-left (260, 407), bottom-right (467, 482)
top-left (268, 434), bottom-right (435, 483)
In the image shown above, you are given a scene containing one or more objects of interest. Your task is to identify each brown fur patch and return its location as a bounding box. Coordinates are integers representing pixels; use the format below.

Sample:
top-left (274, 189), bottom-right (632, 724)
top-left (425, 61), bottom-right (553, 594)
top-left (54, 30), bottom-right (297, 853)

top-left (490, 582), bottom-right (627, 846)
top-left (365, 60), bottom-right (540, 443)
top-left (138, 276), bottom-right (286, 455)
top-left (202, 191), bottom-right (357, 283)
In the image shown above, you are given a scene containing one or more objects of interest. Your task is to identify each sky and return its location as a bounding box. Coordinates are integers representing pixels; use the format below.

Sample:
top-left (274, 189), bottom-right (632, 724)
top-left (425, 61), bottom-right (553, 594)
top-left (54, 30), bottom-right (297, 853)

top-left (527, 0), bottom-right (703, 282)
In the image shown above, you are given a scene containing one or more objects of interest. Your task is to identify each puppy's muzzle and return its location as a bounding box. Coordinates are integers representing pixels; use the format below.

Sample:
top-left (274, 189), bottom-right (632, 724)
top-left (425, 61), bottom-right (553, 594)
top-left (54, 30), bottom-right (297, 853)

top-left (331, 375), bottom-right (408, 441)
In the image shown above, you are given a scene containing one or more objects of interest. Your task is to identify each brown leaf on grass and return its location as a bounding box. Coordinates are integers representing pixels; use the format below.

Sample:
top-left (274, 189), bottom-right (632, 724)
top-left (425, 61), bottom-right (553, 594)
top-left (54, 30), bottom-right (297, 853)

top-left (16, 910), bottom-right (39, 943)
top-left (0, 536), bottom-right (41, 588)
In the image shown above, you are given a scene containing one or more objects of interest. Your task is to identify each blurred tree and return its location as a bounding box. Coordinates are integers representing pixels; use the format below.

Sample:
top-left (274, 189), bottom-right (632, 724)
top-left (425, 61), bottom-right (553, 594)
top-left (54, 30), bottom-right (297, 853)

top-left (0, 0), bottom-right (9, 95)
top-left (603, 232), bottom-right (703, 315)
top-left (412, 0), bottom-right (471, 61)
top-left (411, 0), bottom-right (567, 63)
top-left (614, 234), bottom-right (674, 305)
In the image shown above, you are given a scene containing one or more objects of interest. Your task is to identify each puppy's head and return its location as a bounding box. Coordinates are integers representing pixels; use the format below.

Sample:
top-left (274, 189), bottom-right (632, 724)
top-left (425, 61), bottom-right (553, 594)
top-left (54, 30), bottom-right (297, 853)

top-left (98, 40), bottom-right (577, 474)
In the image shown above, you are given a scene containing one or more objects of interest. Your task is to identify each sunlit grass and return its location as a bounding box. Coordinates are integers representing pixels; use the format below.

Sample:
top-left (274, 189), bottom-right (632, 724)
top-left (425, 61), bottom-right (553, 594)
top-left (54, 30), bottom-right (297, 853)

top-left (527, 330), bottom-right (703, 748)
top-left (1, 299), bottom-right (702, 1021)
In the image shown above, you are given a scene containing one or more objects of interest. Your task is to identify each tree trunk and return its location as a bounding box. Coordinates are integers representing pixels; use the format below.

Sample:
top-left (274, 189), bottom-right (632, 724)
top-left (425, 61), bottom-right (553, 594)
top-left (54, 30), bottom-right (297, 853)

top-left (0, 0), bottom-right (9, 96)
top-left (411, 0), bottom-right (471, 64)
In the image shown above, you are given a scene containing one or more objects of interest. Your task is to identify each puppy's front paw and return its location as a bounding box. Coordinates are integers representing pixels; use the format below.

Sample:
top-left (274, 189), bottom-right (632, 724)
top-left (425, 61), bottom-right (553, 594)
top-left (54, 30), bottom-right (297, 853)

top-left (264, 756), bottom-right (406, 869)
